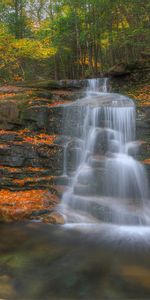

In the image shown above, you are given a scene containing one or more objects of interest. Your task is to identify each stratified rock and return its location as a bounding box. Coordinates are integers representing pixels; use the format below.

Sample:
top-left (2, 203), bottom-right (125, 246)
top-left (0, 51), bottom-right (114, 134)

top-left (35, 90), bottom-right (52, 99)
top-left (0, 101), bottom-right (19, 130)
top-left (0, 142), bottom-right (63, 174)
top-left (21, 105), bottom-right (49, 129)
top-left (21, 105), bottom-right (64, 134)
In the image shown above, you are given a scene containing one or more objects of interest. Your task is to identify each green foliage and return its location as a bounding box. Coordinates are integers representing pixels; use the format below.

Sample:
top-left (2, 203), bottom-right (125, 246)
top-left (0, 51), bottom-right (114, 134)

top-left (0, 0), bottom-right (149, 81)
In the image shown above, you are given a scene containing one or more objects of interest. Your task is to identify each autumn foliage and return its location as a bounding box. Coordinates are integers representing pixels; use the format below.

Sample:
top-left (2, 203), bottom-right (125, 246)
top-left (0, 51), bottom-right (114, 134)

top-left (128, 85), bottom-right (150, 105)
top-left (0, 129), bottom-right (57, 145)
top-left (0, 190), bottom-right (58, 222)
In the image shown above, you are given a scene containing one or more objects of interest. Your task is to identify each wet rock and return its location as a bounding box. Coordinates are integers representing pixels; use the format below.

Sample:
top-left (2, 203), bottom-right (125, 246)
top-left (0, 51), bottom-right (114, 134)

top-left (77, 168), bottom-right (93, 185)
top-left (66, 147), bottom-right (82, 172)
top-left (127, 141), bottom-right (148, 159)
top-left (93, 129), bottom-right (115, 155)
top-left (93, 168), bottom-right (106, 194)
top-left (108, 140), bottom-right (120, 153)
top-left (74, 184), bottom-right (97, 196)
top-left (71, 195), bottom-right (145, 225)
top-left (42, 212), bottom-right (65, 224)
top-left (55, 176), bottom-right (70, 186)
top-left (88, 155), bottom-right (106, 168)
top-left (55, 185), bottom-right (67, 197)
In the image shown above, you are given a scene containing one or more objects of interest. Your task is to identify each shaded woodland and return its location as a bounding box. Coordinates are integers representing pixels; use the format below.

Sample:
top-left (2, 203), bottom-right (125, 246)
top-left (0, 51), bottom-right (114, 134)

top-left (0, 0), bottom-right (149, 81)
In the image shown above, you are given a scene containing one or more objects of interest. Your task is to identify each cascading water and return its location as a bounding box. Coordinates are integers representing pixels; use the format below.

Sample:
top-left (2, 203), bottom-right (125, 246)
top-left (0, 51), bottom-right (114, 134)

top-left (58, 78), bottom-right (149, 225)
top-left (86, 78), bottom-right (108, 93)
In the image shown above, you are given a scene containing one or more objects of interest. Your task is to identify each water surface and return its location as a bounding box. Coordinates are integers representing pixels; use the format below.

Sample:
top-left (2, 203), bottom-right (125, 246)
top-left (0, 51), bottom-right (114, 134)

top-left (0, 222), bottom-right (150, 300)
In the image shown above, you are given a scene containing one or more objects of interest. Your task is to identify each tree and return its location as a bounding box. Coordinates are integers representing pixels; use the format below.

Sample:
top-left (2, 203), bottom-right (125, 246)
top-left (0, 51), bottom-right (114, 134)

top-left (0, 0), bottom-right (149, 81)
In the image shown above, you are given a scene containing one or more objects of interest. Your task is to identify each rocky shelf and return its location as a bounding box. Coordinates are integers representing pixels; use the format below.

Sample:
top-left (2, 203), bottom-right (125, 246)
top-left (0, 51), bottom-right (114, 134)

top-left (0, 83), bottom-right (150, 223)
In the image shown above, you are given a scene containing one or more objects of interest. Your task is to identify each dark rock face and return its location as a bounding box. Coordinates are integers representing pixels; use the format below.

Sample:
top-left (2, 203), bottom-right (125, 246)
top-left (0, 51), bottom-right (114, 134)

top-left (0, 99), bottom-right (65, 193)
top-left (0, 88), bottom-right (70, 196)
top-left (0, 139), bottom-right (64, 193)
top-left (0, 101), bottom-right (19, 130)
top-left (21, 105), bottom-right (64, 134)
top-left (0, 142), bottom-right (63, 172)
top-left (21, 105), bottom-right (49, 129)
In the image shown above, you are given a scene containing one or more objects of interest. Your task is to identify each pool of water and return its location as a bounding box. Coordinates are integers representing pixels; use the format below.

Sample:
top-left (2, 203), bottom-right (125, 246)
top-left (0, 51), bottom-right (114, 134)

top-left (0, 222), bottom-right (150, 300)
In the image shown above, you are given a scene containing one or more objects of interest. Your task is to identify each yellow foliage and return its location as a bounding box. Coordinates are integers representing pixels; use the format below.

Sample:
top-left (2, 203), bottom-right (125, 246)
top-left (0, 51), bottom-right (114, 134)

top-left (101, 38), bottom-right (110, 49)
top-left (12, 38), bottom-right (56, 59)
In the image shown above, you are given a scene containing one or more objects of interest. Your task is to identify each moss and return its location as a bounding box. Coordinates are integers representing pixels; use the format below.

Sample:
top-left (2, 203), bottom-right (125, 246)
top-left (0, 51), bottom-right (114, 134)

top-left (20, 80), bottom-right (61, 90)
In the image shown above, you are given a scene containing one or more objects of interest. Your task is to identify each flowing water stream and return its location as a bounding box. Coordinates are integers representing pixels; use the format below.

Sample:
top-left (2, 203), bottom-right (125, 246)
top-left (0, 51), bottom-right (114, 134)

top-left (59, 78), bottom-right (150, 226)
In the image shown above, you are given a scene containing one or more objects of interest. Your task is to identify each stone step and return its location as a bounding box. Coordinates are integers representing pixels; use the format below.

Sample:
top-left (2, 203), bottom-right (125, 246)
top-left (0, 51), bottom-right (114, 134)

top-left (58, 204), bottom-right (99, 223)
top-left (69, 195), bottom-right (147, 225)
top-left (54, 175), bottom-right (71, 186)
top-left (74, 184), bottom-right (97, 196)
top-left (88, 155), bottom-right (106, 168)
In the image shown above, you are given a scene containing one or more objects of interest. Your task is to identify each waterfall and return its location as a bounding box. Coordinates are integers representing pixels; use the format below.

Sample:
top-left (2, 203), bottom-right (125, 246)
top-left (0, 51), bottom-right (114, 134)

top-left (86, 78), bottom-right (108, 93)
top-left (58, 78), bottom-right (149, 225)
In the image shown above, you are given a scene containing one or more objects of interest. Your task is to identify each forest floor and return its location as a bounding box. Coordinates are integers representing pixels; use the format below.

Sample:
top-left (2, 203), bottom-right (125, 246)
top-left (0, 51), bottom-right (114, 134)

top-left (127, 84), bottom-right (150, 106)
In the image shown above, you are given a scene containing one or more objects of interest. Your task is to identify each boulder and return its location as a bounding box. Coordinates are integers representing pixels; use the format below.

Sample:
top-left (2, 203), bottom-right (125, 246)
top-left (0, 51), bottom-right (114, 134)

top-left (42, 212), bottom-right (65, 224)
top-left (107, 63), bottom-right (131, 77)
top-left (93, 129), bottom-right (115, 155)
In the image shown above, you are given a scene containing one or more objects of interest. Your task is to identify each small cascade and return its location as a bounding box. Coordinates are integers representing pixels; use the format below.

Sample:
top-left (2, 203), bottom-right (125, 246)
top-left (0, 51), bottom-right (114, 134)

top-left (58, 78), bottom-right (149, 225)
top-left (86, 78), bottom-right (108, 94)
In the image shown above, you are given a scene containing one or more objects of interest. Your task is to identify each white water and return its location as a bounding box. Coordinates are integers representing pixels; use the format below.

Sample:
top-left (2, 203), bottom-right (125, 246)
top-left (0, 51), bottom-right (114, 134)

top-left (86, 78), bottom-right (108, 93)
top-left (58, 78), bottom-right (149, 226)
